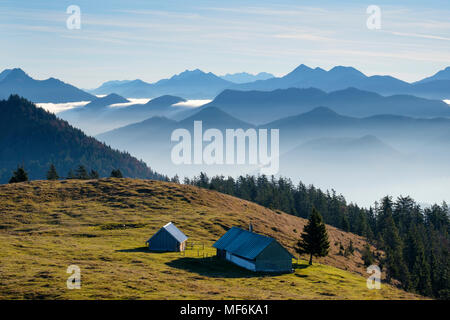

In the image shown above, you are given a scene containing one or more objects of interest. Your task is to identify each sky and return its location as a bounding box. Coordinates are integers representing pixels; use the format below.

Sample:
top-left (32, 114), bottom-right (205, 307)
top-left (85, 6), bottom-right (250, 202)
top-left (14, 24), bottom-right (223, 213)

top-left (1, 0), bottom-right (449, 88)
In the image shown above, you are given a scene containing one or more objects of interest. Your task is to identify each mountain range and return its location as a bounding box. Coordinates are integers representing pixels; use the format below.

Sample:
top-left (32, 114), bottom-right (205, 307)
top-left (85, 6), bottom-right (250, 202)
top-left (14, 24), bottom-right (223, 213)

top-left (89, 69), bottom-right (233, 99)
top-left (87, 65), bottom-right (450, 100)
top-left (59, 85), bottom-right (450, 136)
top-left (229, 64), bottom-right (450, 100)
top-left (1, 65), bottom-right (448, 105)
top-left (0, 95), bottom-right (166, 183)
top-left (219, 72), bottom-right (274, 83)
top-left (192, 87), bottom-right (450, 124)
top-left (58, 94), bottom-right (190, 135)
top-left (93, 105), bottom-right (450, 182)
top-left (0, 68), bottom-right (95, 103)
top-left (96, 107), bottom-right (255, 177)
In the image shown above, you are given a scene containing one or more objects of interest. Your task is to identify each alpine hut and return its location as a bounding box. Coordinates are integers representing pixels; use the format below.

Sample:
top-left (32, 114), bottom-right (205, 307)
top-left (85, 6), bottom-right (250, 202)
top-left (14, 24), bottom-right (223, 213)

top-left (213, 226), bottom-right (293, 273)
top-left (146, 222), bottom-right (188, 252)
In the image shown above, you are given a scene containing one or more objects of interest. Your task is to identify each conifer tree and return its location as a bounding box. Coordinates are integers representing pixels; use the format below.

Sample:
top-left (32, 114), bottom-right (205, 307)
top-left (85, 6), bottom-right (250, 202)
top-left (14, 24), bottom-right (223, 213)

top-left (411, 239), bottom-right (432, 296)
top-left (110, 169), bottom-right (123, 178)
top-left (381, 215), bottom-right (410, 288)
top-left (75, 165), bottom-right (89, 179)
top-left (362, 244), bottom-right (375, 267)
top-left (46, 164), bottom-right (59, 180)
top-left (296, 207), bottom-right (330, 265)
top-left (9, 166), bottom-right (29, 183)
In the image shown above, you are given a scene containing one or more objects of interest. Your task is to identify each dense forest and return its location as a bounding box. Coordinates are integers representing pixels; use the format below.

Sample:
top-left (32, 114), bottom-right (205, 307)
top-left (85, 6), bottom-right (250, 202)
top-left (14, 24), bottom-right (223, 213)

top-left (0, 95), bottom-right (168, 183)
top-left (185, 173), bottom-right (449, 299)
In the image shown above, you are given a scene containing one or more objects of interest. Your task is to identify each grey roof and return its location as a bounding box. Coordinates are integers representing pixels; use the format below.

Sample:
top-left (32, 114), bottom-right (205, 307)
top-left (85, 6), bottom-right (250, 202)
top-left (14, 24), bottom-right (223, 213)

top-left (213, 227), bottom-right (287, 260)
top-left (148, 222), bottom-right (188, 243)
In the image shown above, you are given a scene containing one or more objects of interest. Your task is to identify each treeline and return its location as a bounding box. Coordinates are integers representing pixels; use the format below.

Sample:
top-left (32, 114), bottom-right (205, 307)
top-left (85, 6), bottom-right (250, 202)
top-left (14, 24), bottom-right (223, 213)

top-left (185, 173), bottom-right (449, 299)
top-left (8, 164), bottom-right (169, 183)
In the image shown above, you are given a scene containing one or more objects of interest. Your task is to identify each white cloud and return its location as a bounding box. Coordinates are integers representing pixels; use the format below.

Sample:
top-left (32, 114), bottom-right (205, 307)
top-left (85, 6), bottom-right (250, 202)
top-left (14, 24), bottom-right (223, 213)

top-left (36, 101), bottom-right (90, 113)
top-left (109, 98), bottom-right (151, 108)
top-left (172, 100), bottom-right (211, 108)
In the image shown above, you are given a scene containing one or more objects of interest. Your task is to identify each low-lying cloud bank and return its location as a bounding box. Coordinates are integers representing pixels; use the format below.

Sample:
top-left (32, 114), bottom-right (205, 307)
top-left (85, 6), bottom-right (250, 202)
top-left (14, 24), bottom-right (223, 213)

top-left (36, 101), bottom-right (90, 113)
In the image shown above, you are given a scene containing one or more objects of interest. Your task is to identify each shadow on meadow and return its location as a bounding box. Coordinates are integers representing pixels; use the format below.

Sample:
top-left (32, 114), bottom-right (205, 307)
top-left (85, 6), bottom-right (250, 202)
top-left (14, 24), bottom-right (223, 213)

top-left (165, 256), bottom-right (311, 279)
top-left (116, 246), bottom-right (173, 254)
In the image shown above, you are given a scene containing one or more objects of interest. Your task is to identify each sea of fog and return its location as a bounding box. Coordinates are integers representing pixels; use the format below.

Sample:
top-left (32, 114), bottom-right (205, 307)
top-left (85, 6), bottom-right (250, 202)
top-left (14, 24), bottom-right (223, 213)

top-left (36, 97), bottom-right (211, 114)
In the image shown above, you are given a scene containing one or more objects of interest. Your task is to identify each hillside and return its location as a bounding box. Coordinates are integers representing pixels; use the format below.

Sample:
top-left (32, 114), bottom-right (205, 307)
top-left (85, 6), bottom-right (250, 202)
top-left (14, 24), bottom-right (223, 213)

top-left (0, 95), bottom-right (165, 183)
top-left (0, 178), bottom-right (422, 299)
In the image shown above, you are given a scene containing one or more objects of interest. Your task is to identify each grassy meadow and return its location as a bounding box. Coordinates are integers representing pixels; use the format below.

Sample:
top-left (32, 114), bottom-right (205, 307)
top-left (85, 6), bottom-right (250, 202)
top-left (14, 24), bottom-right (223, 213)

top-left (0, 178), bottom-right (423, 299)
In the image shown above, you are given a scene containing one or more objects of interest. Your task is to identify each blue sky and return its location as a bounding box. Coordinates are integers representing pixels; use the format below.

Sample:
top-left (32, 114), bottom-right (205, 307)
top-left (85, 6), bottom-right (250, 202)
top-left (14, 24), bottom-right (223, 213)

top-left (1, 0), bottom-right (449, 88)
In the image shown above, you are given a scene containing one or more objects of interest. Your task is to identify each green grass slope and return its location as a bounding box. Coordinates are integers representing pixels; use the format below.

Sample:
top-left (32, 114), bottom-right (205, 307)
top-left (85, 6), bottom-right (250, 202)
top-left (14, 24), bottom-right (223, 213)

top-left (0, 179), bottom-right (422, 299)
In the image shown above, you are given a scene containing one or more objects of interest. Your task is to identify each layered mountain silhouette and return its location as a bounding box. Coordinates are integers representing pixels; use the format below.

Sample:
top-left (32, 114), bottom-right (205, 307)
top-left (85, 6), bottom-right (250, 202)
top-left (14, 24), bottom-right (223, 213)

top-left (97, 106), bottom-right (253, 144)
top-left (0, 68), bottom-right (95, 103)
top-left (93, 104), bottom-right (450, 180)
top-left (90, 69), bottom-right (233, 99)
top-left (198, 87), bottom-right (450, 124)
top-left (220, 72), bottom-right (274, 83)
top-left (281, 135), bottom-right (401, 168)
top-left (263, 106), bottom-right (450, 152)
top-left (3, 65), bottom-right (449, 104)
top-left (0, 95), bottom-right (165, 183)
top-left (82, 93), bottom-right (129, 111)
top-left (230, 64), bottom-right (450, 100)
top-left (59, 94), bottom-right (189, 135)
top-left (96, 107), bottom-right (254, 177)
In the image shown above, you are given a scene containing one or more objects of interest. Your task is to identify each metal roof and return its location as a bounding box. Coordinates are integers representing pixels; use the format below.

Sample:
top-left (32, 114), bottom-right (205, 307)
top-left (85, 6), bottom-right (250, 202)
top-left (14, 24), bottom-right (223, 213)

top-left (213, 227), bottom-right (276, 260)
top-left (148, 222), bottom-right (188, 243)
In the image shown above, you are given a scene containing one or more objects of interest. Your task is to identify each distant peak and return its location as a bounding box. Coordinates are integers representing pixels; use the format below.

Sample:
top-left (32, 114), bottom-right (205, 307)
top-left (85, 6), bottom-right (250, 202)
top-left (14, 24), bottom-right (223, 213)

top-left (329, 66), bottom-right (365, 76)
top-left (9, 68), bottom-right (27, 74)
top-left (85, 93), bottom-right (129, 108)
top-left (146, 95), bottom-right (186, 105)
top-left (306, 106), bottom-right (338, 115)
top-left (102, 93), bottom-right (127, 101)
top-left (1, 68), bottom-right (30, 81)
top-left (294, 64), bottom-right (313, 71)
top-left (183, 106), bottom-right (245, 123)
top-left (180, 69), bottom-right (205, 75)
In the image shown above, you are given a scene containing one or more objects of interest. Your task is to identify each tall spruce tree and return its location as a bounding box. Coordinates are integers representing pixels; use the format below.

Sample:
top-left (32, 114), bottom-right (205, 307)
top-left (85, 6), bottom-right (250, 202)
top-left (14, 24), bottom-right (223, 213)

top-left (46, 164), bottom-right (59, 180)
top-left (411, 238), bottom-right (432, 296)
top-left (296, 207), bottom-right (330, 265)
top-left (381, 214), bottom-right (410, 288)
top-left (75, 165), bottom-right (89, 180)
top-left (9, 166), bottom-right (29, 183)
